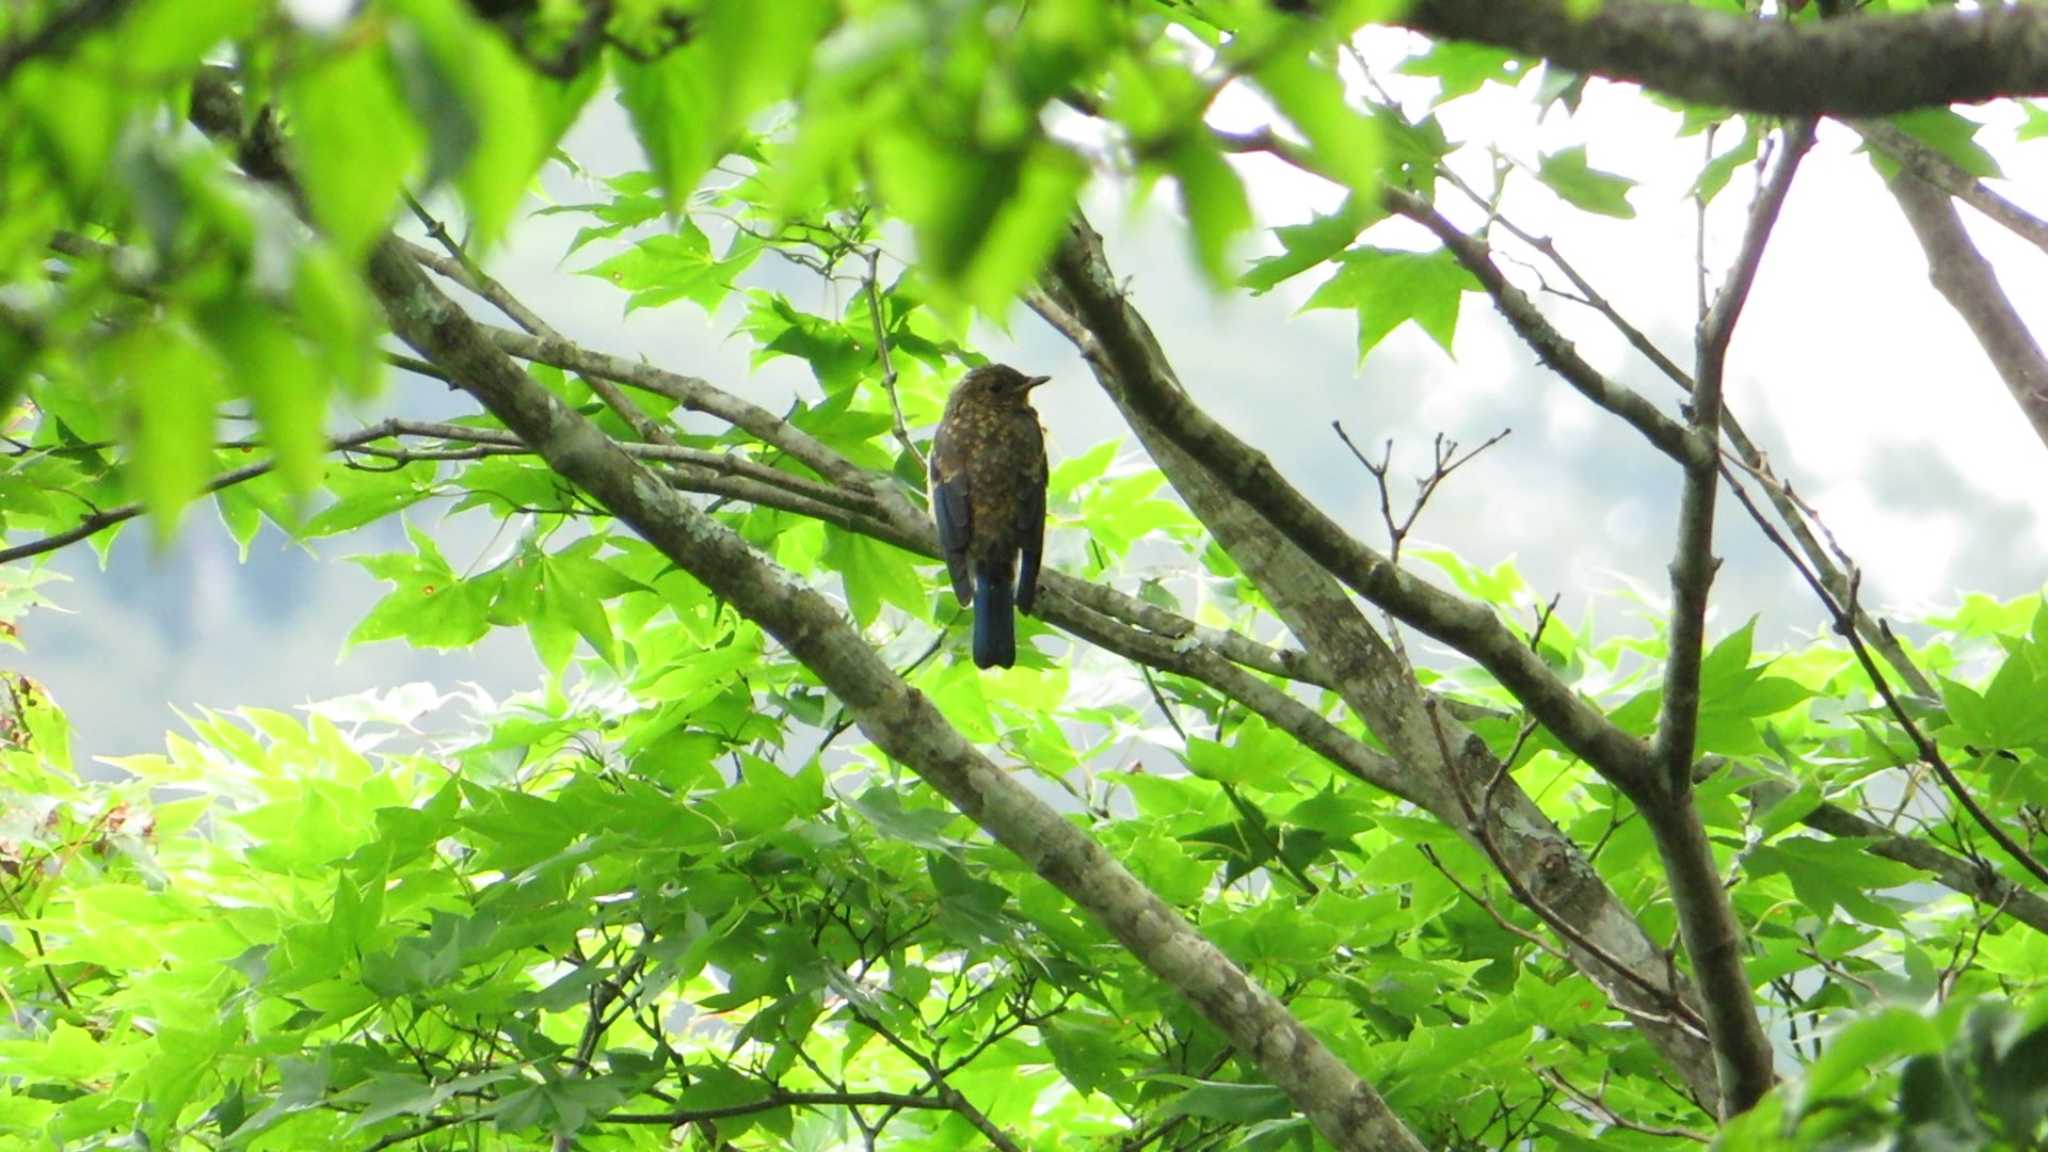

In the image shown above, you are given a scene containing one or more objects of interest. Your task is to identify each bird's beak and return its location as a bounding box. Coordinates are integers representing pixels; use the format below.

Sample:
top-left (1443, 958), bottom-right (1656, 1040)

top-left (1025, 375), bottom-right (1052, 391)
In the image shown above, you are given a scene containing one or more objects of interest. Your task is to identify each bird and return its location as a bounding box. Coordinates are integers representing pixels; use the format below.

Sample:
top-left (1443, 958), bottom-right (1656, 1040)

top-left (929, 363), bottom-right (1051, 669)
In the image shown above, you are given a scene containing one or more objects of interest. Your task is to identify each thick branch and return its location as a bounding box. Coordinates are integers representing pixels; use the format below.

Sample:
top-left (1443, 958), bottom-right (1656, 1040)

top-left (1390, 0), bottom-right (2048, 116)
top-left (1641, 126), bottom-right (1810, 1120)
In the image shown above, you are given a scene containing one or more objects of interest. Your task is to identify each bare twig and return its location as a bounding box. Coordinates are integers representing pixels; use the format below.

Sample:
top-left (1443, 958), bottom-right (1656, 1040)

top-left (1538, 1069), bottom-right (1712, 1143)
top-left (863, 248), bottom-right (926, 477)
top-left (0, 419), bottom-right (413, 566)
top-left (1335, 424), bottom-right (1511, 563)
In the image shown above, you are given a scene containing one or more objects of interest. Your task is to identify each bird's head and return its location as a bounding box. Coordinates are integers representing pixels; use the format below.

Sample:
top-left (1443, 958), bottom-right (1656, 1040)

top-left (954, 363), bottom-right (1051, 410)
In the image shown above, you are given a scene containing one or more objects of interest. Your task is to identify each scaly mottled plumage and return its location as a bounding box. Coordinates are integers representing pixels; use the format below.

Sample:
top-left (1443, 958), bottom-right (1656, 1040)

top-left (929, 363), bottom-right (1050, 669)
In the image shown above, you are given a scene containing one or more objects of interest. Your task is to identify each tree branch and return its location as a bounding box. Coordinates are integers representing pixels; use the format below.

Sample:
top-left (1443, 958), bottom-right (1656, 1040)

top-left (1032, 250), bottom-right (1725, 1109)
top-left (1046, 214), bottom-right (1651, 791)
top-left (1856, 121), bottom-right (2048, 261)
top-left (358, 227), bottom-right (1425, 1150)
top-left (171, 50), bottom-right (1434, 1140)
top-left (1212, 117), bottom-right (1934, 704)
top-left (1222, 94), bottom-right (2042, 954)
top-left (838, 1004), bottom-right (1028, 1152)
top-left (602, 1089), bottom-right (959, 1126)
top-left (399, 231), bottom-right (685, 450)
top-left (1052, 597), bottom-right (1412, 802)
top-left (1779, 789), bottom-right (2048, 936)
top-left (0, 0), bottom-right (131, 85)
top-left (475, 322), bottom-right (887, 500)
top-left (1385, 189), bottom-right (1704, 469)
top-left (1389, 0), bottom-right (2048, 116)
top-left (1653, 121), bottom-right (1811, 1121)
top-left (1883, 172), bottom-right (2048, 453)
top-left (0, 420), bottom-right (413, 566)
top-left (1654, 122), bottom-right (1812, 797)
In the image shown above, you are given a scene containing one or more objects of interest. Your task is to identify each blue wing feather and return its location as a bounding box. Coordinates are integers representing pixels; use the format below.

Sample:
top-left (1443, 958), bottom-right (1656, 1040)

top-left (930, 473), bottom-right (974, 606)
top-left (1015, 475), bottom-right (1045, 616)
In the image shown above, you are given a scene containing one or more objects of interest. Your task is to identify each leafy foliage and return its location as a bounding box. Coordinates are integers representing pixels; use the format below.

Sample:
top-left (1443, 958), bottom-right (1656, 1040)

top-left (4, 1), bottom-right (2048, 1150)
top-left (5, 566), bottom-right (2048, 1149)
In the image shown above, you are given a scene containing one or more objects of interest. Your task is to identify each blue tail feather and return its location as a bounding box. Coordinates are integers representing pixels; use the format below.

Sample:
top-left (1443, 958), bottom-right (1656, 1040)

top-left (971, 571), bottom-right (1016, 669)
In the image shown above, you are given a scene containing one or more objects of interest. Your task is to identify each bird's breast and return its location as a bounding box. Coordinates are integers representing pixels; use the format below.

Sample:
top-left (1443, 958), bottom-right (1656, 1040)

top-left (959, 409), bottom-right (1045, 559)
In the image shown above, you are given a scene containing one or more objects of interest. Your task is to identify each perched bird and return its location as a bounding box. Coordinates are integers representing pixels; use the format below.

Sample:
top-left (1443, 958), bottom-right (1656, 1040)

top-left (929, 363), bottom-right (1051, 669)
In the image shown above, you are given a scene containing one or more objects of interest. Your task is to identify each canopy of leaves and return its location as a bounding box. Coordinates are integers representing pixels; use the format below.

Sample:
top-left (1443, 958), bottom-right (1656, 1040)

top-left (4, 1), bottom-right (2048, 1150)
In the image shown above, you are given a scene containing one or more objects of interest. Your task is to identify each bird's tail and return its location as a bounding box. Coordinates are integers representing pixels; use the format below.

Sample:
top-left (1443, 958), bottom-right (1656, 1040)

top-left (972, 571), bottom-right (1016, 669)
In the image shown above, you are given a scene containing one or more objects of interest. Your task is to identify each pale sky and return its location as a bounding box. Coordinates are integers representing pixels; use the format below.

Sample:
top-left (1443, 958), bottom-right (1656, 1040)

top-left (15, 35), bottom-right (2048, 763)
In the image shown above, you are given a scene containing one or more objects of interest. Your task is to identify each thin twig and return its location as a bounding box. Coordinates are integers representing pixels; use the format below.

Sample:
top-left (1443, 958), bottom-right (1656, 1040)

top-left (0, 419), bottom-right (404, 565)
top-left (864, 248), bottom-right (925, 477)
top-left (396, 226), bottom-right (681, 450)
top-left (1654, 119), bottom-right (1815, 793)
top-left (1335, 423), bottom-right (1511, 563)
top-left (1539, 1069), bottom-right (1712, 1143)
top-left (1718, 468), bottom-right (2048, 887)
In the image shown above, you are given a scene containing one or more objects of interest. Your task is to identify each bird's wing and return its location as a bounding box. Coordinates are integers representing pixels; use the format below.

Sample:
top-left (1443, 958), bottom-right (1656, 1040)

top-left (929, 428), bottom-right (975, 606)
top-left (1016, 437), bottom-right (1047, 616)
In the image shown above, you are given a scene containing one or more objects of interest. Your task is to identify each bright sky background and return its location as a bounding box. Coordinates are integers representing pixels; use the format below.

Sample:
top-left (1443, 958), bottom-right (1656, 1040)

top-left (16, 26), bottom-right (2048, 764)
